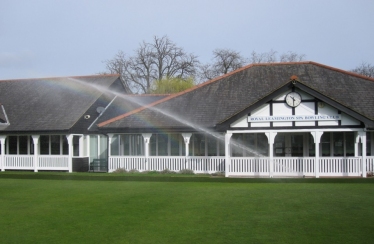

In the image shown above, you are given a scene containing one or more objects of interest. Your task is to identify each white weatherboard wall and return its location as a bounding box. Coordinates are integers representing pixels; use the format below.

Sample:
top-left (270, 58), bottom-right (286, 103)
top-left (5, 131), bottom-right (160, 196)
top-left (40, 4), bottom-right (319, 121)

top-left (231, 89), bottom-right (360, 128)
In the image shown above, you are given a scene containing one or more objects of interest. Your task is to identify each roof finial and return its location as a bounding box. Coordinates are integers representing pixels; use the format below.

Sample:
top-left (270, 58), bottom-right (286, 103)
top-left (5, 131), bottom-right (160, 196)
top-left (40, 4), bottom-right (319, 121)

top-left (290, 75), bottom-right (299, 84)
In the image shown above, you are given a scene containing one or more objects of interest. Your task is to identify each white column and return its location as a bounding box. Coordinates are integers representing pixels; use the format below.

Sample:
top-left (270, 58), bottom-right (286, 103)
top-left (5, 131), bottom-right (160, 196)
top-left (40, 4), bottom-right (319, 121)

top-left (108, 134), bottom-right (114, 157)
top-left (66, 135), bottom-right (74, 173)
top-left (359, 131), bottom-right (367, 178)
top-left (86, 135), bottom-right (90, 158)
top-left (32, 135), bottom-right (40, 172)
top-left (182, 133), bottom-right (192, 169)
top-left (354, 132), bottom-right (360, 157)
top-left (142, 133), bottom-right (152, 171)
top-left (224, 133), bottom-right (232, 177)
top-left (265, 132), bottom-right (277, 178)
top-left (182, 133), bottom-right (192, 157)
top-left (311, 131), bottom-right (323, 178)
top-left (0, 136), bottom-right (7, 171)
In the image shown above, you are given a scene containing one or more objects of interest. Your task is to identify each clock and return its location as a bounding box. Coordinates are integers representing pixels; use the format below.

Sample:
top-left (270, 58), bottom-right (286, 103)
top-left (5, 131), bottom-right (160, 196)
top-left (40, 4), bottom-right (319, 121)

top-left (285, 92), bottom-right (301, 107)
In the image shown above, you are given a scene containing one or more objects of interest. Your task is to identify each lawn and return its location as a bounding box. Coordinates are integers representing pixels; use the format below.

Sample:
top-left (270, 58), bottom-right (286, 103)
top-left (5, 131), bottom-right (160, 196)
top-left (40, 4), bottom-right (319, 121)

top-left (0, 173), bottom-right (373, 244)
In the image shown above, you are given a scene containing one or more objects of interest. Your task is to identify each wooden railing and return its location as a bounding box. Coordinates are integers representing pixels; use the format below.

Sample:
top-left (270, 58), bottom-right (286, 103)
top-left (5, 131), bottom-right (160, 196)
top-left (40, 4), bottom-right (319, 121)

top-left (38, 155), bottom-right (69, 170)
top-left (1, 155), bottom-right (372, 176)
top-left (108, 156), bottom-right (225, 174)
top-left (1, 155), bottom-right (69, 171)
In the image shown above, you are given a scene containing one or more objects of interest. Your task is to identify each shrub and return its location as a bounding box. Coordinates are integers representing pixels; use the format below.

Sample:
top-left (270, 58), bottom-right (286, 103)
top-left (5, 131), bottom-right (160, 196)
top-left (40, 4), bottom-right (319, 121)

top-left (367, 171), bottom-right (373, 177)
top-left (141, 170), bottom-right (160, 175)
top-left (128, 169), bottom-right (139, 173)
top-left (160, 168), bottom-right (177, 174)
top-left (178, 169), bottom-right (195, 175)
top-left (112, 168), bottom-right (127, 173)
top-left (211, 171), bottom-right (225, 177)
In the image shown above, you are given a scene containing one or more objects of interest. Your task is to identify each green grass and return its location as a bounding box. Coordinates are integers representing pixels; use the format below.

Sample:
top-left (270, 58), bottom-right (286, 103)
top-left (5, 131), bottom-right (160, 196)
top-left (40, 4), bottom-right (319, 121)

top-left (0, 172), bottom-right (374, 243)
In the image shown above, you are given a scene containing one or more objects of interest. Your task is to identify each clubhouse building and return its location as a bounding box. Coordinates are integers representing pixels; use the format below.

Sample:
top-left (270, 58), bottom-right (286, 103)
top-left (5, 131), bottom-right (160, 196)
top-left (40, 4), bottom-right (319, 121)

top-left (1, 62), bottom-right (373, 177)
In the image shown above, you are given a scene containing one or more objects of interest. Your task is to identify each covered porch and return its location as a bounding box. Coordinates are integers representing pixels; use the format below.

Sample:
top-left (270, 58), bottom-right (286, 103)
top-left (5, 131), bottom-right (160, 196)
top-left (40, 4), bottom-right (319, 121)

top-left (106, 129), bottom-right (374, 177)
top-left (0, 134), bottom-right (89, 172)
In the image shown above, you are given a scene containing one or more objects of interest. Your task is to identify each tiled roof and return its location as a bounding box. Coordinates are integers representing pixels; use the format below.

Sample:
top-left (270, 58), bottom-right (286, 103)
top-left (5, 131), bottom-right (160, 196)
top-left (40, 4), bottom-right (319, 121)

top-left (98, 62), bottom-right (374, 130)
top-left (0, 74), bottom-right (121, 132)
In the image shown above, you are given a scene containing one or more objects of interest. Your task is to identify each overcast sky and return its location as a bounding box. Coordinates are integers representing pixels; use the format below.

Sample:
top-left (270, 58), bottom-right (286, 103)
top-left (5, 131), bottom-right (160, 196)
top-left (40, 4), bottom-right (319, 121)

top-left (1, 0), bottom-right (373, 80)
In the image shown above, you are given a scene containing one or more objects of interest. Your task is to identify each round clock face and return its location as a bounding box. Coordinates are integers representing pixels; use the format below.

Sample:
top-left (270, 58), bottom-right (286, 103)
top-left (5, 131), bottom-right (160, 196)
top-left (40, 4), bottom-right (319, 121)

top-left (285, 92), bottom-right (302, 107)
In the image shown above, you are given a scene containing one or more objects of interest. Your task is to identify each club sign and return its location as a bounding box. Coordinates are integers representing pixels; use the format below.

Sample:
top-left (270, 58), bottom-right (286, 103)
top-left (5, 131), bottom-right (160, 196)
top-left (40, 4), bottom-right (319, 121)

top-left (248, 115), bottom-right (341, 122)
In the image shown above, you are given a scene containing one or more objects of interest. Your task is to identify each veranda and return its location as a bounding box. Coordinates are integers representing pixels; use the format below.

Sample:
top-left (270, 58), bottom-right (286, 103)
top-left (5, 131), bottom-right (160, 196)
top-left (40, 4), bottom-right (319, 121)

top-left (107, 129), bottom-right (374, 178)
top-left (0, 130), bottom-right (373, 178)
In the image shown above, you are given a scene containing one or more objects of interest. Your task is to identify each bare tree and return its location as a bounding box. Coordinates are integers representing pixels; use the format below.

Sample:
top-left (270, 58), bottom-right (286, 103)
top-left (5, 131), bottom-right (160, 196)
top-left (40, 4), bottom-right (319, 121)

top-left (351, 62), bottom-right (374, 78)
top-left (279, 51), bottom-right (306, 62)
top-left (104, 36), bottom-right (199, 93)
top-left (103, 51), bottom-right (132, 93)
top-left (249, 49), bottom-right (278, 63)
top-left (199, 49), bottom-right (247, 80)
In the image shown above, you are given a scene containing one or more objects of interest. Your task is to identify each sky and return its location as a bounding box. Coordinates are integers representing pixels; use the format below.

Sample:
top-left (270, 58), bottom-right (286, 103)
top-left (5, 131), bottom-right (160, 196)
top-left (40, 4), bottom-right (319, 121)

top-left (1, 0), bottom-right (374, 80)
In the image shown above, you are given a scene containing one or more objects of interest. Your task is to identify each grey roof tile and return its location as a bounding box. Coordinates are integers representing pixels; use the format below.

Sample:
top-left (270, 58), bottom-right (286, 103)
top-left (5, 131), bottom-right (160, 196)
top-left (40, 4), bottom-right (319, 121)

top-left (0, 74), bottom-right (121, 133)
top-left (99, 62), bottom-right (374, 130)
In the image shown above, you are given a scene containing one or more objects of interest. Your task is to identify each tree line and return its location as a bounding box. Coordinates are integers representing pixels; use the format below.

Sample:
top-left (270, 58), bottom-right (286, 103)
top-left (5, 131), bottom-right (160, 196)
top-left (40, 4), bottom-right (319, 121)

top-left (103, 36), bottom-right (374, 94)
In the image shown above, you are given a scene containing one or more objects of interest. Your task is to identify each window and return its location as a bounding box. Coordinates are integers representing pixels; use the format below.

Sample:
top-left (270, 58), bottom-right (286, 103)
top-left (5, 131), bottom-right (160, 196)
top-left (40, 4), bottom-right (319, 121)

top-left (170, 134), bottom-right (182, 156)
top-left (345, 132), bottom-right (354, 156)
top-left (333, 132), bottom-right (344, 156)
top-left (40, 135), bottom-right (50, 155)
top-left (230, 133), bottom-right (268, 157)
top-left (8, 136), bottom-right (18, 154)
top-left (321, 133), bottom-right (331, 156)
top-left (19, 136), bottom-right (28, 154)
top-left (206, 135), bottom-right (217, 156)
top-left (189, 134), bottom-right (205, 156)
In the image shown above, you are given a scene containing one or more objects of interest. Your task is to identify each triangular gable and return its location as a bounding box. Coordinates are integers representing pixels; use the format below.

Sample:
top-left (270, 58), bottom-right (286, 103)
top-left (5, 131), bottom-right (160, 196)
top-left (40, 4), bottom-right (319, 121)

top-left (218, 78), bottom-right (372, 130)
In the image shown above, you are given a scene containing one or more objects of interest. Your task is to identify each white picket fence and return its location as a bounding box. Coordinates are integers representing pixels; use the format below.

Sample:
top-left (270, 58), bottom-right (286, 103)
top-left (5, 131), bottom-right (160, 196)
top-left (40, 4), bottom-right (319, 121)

top-left (38, 155), bottom-right (69, 170)
top-left (319, 157), bottom-right (361, 177)
top-left (108, 156), bottom-right (374, 177)
top-left (1, 155), bottom-right (69, 171)
top-left (0, 155), bottom-right (373, 177)
top-left (108, 156), bottom-right (225, 174)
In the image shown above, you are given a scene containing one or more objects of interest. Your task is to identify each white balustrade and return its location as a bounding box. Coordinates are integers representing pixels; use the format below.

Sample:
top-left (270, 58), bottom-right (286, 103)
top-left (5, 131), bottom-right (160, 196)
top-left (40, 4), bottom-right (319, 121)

top-left (108, 156), bottom-right (225, 173)
top-left (273, 157), bottom-right (315, 177)
top-left (4, 155), bottom-right (34, 170)
top-left (367, 156), bottom-right (374, 173)
top-left (109, 156), bottom-right (146, 172)
top-left (319, 157), bottom-right (361, 176)
top-left (38, 155), bottom-right (69, 170)
top-left (188, 157), bottom-right (225, 173)
top-left (229, 157), bottom-right (270, 176)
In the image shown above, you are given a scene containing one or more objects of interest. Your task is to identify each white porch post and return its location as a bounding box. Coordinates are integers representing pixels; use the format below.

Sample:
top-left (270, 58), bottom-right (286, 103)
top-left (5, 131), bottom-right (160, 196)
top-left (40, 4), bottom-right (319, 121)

top-left (0, 136), bottom-right (7, 171)
top-left (66, 135), bottom-right (74, 173)
top-left (311, 131), bottom-right (323, 178)
top-left (354, 132), bottom-right (360, 157)
top-left (142, 133), bottom-right (152, 171)
top-left (265, 132), bottom-right (277, 178)
top-left (224, 133), bottom-right (232, 177)
top-left (359, 131), bottom-right (367, 178)
top-left (108, 134), bottom-right (114, 157)
top-left (107, 134), bottom-right (114, 171)
top-left (86, 135), bottom-right (90, 158)
top-left (182, 133), bottom-right (192, 169)
top-left (32, 135), bottom-right (40, 172)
